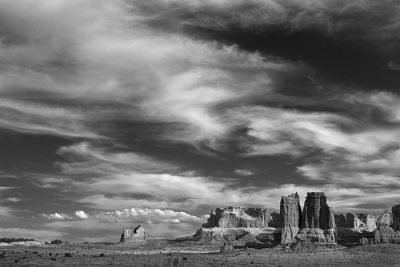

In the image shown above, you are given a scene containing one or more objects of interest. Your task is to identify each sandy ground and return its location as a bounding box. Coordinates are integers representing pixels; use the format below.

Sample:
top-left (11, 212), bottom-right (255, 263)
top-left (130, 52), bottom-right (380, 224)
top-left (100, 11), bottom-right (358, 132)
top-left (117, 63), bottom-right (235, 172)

top-left (0, 240), bottom-right (399, 266)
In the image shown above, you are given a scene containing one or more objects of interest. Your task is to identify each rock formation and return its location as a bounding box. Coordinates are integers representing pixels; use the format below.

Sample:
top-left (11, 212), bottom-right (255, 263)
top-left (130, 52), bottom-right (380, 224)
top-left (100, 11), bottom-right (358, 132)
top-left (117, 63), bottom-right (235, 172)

top-left (202, 207), bottom-right (271, 228)
top-left (334, 214), bottom-right (346, 227)
top-left (392, 205), bottom-right (400, 231)
top-left (120, 225), bottom-right (145, 243)
top-left (334, 213), bottom-right (377, 244)
top-left (280, 193), bottom-right (302, 244)
top-left (374, 208), bottom-right (400, 243)
top-left (196, 227), bottom-right (280, 245)
top-left (376, 209), bottom-right (393, 227)
top-left (196, 206), bottom-right (280, 247)
top-left (296, 192), bottom-right (336, 243)
top-left (345, 213), bottom-right (365, 229)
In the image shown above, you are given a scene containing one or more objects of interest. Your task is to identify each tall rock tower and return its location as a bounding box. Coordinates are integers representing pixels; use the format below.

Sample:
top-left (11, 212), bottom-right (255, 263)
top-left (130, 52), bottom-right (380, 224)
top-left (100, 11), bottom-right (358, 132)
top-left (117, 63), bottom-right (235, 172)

top-left (280, 192), bottom-right (302, 244)
top-left (296, 192), bottom-right (336, 243)
top-left (392, 205), bottom-right (400, 231)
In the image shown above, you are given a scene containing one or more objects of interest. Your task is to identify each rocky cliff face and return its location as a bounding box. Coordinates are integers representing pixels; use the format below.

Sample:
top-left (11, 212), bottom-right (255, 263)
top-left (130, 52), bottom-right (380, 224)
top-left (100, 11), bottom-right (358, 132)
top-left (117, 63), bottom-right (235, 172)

top-left (202, 207), bottom-right (271, 228)
top-left (120, 225), bottom-right (145, 243)
top-left (374, 208), bottom-right (400, 243)
top-left (392, 205), bottom-right (400, 231)
top-left (296, 192), bottom-right (336, 243)
top-left (335, 213), bottom-right (378, 232)
top-left (280, 193), bottom-right (302, 244)
top-left (376, 210), bottom-right (393, 227)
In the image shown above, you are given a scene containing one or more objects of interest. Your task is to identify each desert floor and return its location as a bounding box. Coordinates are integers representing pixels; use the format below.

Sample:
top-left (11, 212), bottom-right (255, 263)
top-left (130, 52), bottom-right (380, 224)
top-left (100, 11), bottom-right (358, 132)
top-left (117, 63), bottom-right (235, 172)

top-left (0, 240), bottom-right (399, 266)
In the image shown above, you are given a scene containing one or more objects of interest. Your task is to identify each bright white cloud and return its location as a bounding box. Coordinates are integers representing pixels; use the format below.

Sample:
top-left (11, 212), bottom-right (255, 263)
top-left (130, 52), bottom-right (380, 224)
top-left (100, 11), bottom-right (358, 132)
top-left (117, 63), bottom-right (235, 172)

top-left (104, 208), bottom-right (201, 223)
top-left (41, 213), bottom-right (71, 220)
top-left (74, 210), bottom-right (89, 219)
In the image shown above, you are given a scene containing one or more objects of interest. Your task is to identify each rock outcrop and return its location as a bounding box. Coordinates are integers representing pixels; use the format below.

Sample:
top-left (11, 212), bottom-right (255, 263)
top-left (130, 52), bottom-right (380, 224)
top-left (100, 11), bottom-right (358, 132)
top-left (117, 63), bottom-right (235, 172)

top-left (374, 208), bottom-right (400, 243)
top-left (374, 226), bottom-right (400, 243)
top-left (296, 192), bottom-right (336, 243)
top-left (335, 213), bottom-right (378, 232)
top-left (334, 213), bottom-right (377, 244)
top-left (280, 193), bottom-right (302, 244)
top-left (120, 225), bottom-right (145, 243)
top-left (196, 227), bottom-right (280, 247)
top-left (376, 209), bottom-right (393, 227)
top-left (202, 207), bottom-right (271, 228)
top-left (392, 205), bottom-right (400, 231)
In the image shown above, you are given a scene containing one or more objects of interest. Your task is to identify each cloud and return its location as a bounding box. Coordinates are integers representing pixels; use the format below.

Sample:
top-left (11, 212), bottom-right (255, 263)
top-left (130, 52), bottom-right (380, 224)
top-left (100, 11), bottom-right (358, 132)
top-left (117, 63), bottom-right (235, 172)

top-left (74, 210), bottom-right (89, 219)
top-left (5, 197), bottom-right (22, 203)
top-left (41, 212), bottom-right (71, 220)
top-left (103, 208), bottom-right (202, 224)
top-left (57, 142), bottom-right (177, 174)
top-left (234, 169), bottom-right (253, 176)
top-left (0, 0), bottom-right (292, 148)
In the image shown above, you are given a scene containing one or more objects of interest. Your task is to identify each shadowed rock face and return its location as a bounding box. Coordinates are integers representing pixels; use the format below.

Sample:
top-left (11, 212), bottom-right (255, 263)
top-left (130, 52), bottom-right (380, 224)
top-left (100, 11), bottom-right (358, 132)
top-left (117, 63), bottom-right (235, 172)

top-left (335, 213), bottom-right (378, 232)
top-left (280, 193), bottom-right (302, 244)
top-left (120, 225), bottom-right (145, 243)
top-left (296, 192), bottom-right (336, 243)
top-left (301, 192), bottom-right (333, 229)
top-left (202, 207), bottom-right (271, 228)
top-left (392, 205), bottom-right (400, 231)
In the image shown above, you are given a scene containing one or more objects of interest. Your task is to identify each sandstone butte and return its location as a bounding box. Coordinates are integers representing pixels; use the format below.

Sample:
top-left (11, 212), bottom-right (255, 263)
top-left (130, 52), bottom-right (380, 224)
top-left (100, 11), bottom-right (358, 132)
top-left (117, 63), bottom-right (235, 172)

top-left (120, 225), bottom-right (145, 243)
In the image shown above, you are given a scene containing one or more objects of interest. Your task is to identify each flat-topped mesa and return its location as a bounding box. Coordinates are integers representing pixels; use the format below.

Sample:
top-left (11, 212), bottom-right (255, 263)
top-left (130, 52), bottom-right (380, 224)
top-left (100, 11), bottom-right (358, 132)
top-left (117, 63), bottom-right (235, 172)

top-left (296, 192), bottom-right (336, 243)
top-left (120, 225), bottom-right (145, 243)
top-left (280, 192), bottom-right (302, 244)
top-left (202, 207), bottom-right (271, 228)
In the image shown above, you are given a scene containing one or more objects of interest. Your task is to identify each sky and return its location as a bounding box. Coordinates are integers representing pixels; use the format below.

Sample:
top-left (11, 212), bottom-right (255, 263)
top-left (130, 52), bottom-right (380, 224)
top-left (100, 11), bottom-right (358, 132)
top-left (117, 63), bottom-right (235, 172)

top-left (0, 0), bottom-right (400, 242)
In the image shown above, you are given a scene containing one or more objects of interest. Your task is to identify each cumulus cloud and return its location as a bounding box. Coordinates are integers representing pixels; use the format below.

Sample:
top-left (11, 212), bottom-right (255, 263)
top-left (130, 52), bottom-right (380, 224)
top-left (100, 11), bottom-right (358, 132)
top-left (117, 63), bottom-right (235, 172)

top-left (103, 208), bottom-right (201, 224)
top-left (74, 210), bottom-right (89, 219)
top-left (41, 213), bottom-right (71, 220)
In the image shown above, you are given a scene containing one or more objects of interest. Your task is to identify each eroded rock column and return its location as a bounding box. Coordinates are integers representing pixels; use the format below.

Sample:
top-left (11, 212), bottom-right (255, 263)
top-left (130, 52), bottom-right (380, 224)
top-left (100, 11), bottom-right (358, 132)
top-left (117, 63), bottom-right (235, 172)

top-left (280, 192), bottom-right (302, 244)
top-left (296, 192), bottom-right (336, 243)
top-left (393, 205), bottom-right (400, 231)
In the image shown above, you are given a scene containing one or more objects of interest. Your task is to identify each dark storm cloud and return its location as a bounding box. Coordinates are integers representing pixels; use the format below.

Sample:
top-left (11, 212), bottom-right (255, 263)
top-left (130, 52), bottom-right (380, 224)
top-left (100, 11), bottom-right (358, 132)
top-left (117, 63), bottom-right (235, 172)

top-left (132, 0), bottom-right (400, 90)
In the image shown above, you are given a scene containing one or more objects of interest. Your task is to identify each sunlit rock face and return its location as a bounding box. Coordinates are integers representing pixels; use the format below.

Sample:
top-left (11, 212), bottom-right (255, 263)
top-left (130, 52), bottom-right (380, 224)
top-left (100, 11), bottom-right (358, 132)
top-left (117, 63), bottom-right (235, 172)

top-left (202, 207), bottom-right (272, 228)
top-left (335, 213), bottom-right (378, 232)
top-left (198, 207), bottom-right (280, 247)
top-left (196, 227), bottom-right (281, 245)
top-left (335, 213), bottom-right (377, 244)
top-left (120, 225), bottom-right (145, 243)
top-left (280, 193), bottom-right (302, 244)
top-left (377, 209), bottom-right (393, 227)
top-left (296, 192), bottom-right (336, 243)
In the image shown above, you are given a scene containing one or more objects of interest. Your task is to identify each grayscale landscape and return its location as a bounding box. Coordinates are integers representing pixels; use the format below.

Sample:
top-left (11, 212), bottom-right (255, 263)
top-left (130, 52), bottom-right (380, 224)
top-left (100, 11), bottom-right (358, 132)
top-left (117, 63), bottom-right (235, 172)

top-left (1, 0), bottom-right (400, 266)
